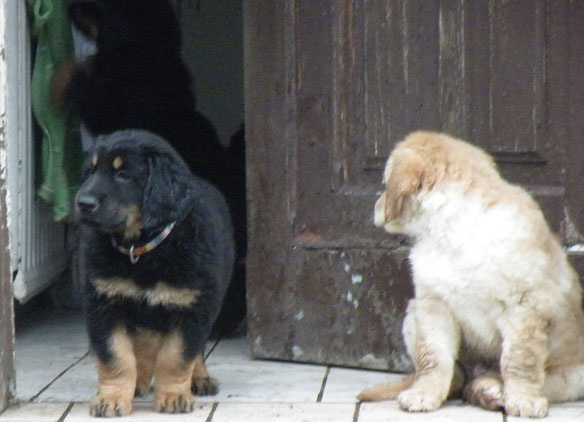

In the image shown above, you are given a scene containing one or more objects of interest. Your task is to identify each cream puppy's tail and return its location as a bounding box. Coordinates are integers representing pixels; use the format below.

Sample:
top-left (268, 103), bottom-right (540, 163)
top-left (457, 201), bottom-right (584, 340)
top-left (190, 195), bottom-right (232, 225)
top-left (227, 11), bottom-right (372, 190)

top-left (357, 374), bottom-right (415, 401)
top-left (357, 364), bottom-right (467, 402)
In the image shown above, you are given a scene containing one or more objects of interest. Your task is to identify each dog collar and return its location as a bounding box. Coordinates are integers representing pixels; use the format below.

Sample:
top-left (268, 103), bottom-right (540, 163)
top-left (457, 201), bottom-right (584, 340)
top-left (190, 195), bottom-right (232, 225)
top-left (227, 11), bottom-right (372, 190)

top-left (112, 221), bottom-right (176, 264)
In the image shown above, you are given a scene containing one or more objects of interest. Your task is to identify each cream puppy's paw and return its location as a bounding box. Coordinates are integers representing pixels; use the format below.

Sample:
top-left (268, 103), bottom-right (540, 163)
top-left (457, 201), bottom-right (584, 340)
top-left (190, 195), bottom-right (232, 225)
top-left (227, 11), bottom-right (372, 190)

top-left (463, 375), bottom-right (504, 411)
top-left (397, 385), bottom-right (445, 412)
top-left (504, 394), bottom-right (548, 418)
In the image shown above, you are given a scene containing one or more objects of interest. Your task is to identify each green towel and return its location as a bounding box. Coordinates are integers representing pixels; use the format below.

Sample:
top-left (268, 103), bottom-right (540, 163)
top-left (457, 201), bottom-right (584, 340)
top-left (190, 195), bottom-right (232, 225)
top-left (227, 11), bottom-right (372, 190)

top-left (28, 0), bottom-right (83, 221)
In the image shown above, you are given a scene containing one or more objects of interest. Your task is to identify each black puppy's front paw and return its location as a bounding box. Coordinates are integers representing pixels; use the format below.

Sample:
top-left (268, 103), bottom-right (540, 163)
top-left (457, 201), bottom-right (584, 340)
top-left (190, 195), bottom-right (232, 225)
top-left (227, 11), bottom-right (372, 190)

top-left (89, 393), bottom-right (132, 417)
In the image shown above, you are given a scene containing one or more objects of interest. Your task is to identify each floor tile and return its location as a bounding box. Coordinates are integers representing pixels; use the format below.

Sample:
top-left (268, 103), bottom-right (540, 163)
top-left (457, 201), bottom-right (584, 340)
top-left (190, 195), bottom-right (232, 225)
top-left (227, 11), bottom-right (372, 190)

top-left (34, 355), bottom-right (96, 403)
top-left (15, 310), bottom-right (88, 401)
top-left (358, 401), bottom-right (504, 422)
top-left (199, 358), bottom-right (327, 403)
top-left (211, 402), bottom-right (356, 422)
top-left (507, 401), bottom-right (584, 421)
top-left (64, 402), bottom-right (213, 421)
top-left (32, 337), bottom-right (216, 403)
top-left (0, 402), bottom-right (69, 422)
top-left (199, 338), bottom-right (327, 403)
top-left (206, 337), bottom-right (249, 361)
top-left (16, 309), bottom-right (86, 345)
top-left (322, 366), bottom-right (405, 403)
top-left (13, 309), bottom-right (584, 421)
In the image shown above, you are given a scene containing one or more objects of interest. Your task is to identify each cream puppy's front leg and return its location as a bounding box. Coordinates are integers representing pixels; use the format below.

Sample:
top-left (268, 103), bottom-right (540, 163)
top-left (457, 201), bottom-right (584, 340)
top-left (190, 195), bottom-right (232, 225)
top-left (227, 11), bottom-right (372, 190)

top-left (399, 298), bottom-right (461, 412)
top-left (497, 307), bottom-right (549, 418)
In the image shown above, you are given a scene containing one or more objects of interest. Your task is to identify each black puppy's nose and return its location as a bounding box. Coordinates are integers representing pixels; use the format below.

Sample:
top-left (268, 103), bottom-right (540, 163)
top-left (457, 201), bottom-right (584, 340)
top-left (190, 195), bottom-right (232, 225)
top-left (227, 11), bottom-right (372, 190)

top-left (76, 195), bottom-right (99, 214)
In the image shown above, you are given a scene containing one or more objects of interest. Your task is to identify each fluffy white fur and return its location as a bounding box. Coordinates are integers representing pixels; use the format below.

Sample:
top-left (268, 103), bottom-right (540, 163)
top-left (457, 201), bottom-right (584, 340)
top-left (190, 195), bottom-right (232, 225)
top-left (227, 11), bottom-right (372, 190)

top-left (359, 131), bottom-right (584, 418)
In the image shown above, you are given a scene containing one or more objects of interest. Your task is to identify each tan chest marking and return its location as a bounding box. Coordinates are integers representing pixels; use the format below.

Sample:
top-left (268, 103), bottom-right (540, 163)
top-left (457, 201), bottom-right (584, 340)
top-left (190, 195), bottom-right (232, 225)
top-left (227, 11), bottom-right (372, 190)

top-left (92, 278), bottom-right (200, 307)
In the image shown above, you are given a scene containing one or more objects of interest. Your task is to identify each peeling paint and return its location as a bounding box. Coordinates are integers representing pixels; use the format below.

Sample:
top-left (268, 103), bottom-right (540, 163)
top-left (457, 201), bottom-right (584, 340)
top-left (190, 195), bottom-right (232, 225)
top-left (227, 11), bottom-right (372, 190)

top-left (292, 345), bottom-right (304, 358)
top-left (345, 291), bottom-right (359, 309)
top-left (564, 207), bottom-right (584, 244)
top-left (389, 351), bottom-right (414, 371)
top-left (294, 310), bottom-right (304, 320)
top-left (351, 274), bottom-right (362, 284)
top-left (358, 353), bottom-right (388, 370)
top-left (0, 0), bottom-right (17, 407)
top-left (343, 264), bottom-right (351, 272)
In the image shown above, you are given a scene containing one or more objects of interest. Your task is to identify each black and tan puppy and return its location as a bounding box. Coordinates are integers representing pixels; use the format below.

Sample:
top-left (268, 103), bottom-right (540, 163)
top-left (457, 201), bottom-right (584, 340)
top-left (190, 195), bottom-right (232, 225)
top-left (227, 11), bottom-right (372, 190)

top-left (56, 0), bottom-right (247, 335)
top-left (75, 130), bottom-right (234, 417)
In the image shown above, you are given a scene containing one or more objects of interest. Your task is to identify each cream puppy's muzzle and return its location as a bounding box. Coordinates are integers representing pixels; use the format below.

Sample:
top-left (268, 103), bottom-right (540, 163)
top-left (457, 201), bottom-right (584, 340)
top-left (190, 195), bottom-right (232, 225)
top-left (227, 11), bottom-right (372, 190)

top-left (374, 192), bottom-right (387, 228)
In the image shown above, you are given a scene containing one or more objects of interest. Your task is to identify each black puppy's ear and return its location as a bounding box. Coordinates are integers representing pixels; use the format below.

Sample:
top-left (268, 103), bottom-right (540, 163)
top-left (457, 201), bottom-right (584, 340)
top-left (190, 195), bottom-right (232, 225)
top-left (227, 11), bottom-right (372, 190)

top-left (69, 1), bottom-right (104, 39)
top-left (142, 153), bottom-right (193, 232)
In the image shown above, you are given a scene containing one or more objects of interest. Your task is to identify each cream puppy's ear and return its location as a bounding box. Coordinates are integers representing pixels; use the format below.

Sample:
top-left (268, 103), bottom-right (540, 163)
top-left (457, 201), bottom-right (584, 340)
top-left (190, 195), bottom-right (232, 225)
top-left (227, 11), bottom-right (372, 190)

top-left (383, 148), bottom-right (427, 222)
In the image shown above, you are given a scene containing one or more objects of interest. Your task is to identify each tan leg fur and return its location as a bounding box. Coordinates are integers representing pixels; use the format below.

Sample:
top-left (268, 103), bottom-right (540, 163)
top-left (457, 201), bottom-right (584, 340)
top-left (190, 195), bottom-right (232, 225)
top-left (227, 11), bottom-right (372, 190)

top-left (154, 331), bottom-right (196, 413)
top-left (133, 328), bottom-right (161, 397)
top-left (90, 327), bottom-right (137, 417)
top-left (191, 354), bottom-right (219, 396)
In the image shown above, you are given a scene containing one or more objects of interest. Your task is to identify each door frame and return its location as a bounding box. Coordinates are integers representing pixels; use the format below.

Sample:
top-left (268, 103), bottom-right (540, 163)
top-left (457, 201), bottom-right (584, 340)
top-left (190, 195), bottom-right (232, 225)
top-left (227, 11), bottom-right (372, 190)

top-left (0, 0), bottom-right (16, 412)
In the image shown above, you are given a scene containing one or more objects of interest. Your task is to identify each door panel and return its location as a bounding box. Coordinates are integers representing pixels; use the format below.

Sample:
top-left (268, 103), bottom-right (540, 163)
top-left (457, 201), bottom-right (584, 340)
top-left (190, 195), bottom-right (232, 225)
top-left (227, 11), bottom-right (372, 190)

top-left (245, 0), bottom-right (584, 370)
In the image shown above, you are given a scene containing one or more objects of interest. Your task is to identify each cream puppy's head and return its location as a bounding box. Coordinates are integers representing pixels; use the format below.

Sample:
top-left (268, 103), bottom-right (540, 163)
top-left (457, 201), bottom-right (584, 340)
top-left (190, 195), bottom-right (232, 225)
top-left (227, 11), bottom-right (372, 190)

top-left (374, 131), bottom-right (498, 235)
top-left (374, 148), bottom-right (426, 234)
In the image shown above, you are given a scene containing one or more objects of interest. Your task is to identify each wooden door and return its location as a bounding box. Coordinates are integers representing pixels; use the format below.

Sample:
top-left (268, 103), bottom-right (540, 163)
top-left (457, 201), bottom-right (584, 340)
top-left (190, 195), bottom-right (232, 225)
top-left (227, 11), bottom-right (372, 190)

top-left (244, 0), bottom-right (584, 371)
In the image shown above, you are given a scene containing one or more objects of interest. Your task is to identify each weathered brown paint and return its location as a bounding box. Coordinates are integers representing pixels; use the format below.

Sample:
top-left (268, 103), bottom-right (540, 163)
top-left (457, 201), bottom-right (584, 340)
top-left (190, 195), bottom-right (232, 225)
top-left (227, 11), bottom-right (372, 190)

top-left (0, 168), bottom-right (14, 411)
top-left (0, 113), bottom-right (15, 413)
top-left (246, 0), bottom-right (583, 371)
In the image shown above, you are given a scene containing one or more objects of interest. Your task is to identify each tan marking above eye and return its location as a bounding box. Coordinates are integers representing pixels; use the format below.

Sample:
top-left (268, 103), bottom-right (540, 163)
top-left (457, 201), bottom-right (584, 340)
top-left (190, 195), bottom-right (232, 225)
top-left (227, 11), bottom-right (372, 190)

top-left (92, 153), bottom-right (98, 166)
top-left (113, 156), bottom-right (124, 170)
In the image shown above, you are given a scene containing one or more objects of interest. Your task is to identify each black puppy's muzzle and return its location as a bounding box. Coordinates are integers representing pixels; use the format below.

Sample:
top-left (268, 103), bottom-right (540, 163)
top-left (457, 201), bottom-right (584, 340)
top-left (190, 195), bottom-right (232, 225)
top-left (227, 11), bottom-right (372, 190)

top-left (74, 191), bottom-right (104, 226)
top-left (76, 194), bottom-right (100, 215)
top-left (75, 173), bottom-right (106, 223)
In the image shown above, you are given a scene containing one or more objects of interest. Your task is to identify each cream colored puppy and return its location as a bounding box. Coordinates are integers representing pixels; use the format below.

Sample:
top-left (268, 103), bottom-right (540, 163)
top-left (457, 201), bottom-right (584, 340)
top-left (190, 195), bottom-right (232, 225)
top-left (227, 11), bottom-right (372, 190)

top-left (358, 131), bottom-right (584, 418)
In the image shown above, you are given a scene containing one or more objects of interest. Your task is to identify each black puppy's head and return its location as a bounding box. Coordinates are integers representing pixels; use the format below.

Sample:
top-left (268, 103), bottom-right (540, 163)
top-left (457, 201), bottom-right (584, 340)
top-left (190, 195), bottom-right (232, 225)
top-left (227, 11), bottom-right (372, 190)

top-left (69, 0), bottom-right (181, 53)
top-left (75, 130), bottom-right (194, 240)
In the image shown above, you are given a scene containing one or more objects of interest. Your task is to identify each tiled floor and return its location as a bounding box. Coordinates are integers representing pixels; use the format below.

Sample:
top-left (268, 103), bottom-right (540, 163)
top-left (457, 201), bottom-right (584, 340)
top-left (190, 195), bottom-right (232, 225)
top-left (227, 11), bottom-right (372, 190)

top-left (2, 309), bottom-right (584, 421)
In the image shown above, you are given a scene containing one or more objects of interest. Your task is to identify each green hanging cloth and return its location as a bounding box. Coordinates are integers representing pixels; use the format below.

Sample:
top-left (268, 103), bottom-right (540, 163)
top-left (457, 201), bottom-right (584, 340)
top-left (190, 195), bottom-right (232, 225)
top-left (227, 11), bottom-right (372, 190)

top-left (27, 0), bottom-right (83, 221)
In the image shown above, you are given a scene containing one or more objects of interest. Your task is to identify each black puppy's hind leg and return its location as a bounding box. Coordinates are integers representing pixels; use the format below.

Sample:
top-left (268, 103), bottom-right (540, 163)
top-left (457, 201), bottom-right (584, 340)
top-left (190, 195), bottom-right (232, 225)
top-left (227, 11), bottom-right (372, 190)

top-left (191, 354), bottom-right (219, 396)
top-left (133, 328), bottom-right (161, 397)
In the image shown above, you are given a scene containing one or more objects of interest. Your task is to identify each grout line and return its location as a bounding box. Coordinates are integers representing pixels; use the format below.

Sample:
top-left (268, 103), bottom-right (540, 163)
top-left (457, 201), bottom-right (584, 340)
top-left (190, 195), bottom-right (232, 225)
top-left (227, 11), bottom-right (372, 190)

top-left (56, 402), bottom-right (74, 422)
top-left (316, 366), bottom-right (331, 402)
top-left (502, 411), bottom-right (508, 422)
top-left (205, 402), bottom-right (219, 422)
top-left (352, 402), bottom-right (361, 422)
top-left (28, 350), bottom-right (90, 402)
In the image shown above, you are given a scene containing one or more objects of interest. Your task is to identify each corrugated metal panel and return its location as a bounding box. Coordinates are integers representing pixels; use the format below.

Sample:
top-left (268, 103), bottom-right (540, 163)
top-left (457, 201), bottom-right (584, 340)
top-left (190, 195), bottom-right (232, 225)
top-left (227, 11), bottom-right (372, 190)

top-left (6, 0), bottom-right (66, 303)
